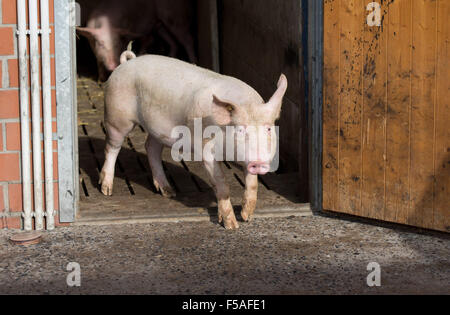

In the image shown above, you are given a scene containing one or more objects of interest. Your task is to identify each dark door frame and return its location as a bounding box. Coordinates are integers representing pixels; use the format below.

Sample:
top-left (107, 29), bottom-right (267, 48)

top-left (56, 0), bottom-right (324, 222)
top-left (306, 0), bottom-right (323, 211)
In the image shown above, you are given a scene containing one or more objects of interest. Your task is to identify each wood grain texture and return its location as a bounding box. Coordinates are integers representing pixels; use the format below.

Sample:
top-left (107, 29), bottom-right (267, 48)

top-left (434, 0), bottom-right (450, 232)
top-left (409, 0), bottom-right (437, 229)
top-left (385, 0), bottom-right (412, 225)
top-left (338, 0), bottom-right (363, 215)
top-left (323, 0), bottom-right (340, 211)
top-left (361, 0), bottom-right (388, 220)
top-left (322, 0), bottom-right (449, 232)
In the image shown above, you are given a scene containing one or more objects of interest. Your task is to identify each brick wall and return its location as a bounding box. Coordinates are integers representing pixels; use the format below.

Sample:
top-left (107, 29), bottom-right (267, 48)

top-left (0, 0), bottom-right (66, 229)
top-left (219, 0), bottom-right (309, 200)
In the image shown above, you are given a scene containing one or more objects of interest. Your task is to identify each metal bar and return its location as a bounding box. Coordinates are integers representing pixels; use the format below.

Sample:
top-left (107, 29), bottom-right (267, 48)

top-left (17, 0), bottom-right (33, 231)
top-left (41, 0), bottom-right (55, 230)
top-left (29, 0), bottom-right (45, 230)
top-left (55, 0), bottom-right (78, 222)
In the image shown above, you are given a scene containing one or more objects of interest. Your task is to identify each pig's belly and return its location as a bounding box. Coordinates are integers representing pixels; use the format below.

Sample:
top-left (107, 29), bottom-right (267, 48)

top-left (138, 111), bottom-right (185, 148)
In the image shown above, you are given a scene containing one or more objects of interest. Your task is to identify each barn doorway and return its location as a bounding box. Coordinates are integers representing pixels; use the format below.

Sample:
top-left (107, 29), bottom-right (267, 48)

top-left (70, 0), bottom-right (311, 225)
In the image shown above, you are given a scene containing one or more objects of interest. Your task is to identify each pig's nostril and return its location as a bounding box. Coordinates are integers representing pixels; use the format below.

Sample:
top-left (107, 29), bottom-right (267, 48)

top-left (247, 163), bottom-right (258, 174)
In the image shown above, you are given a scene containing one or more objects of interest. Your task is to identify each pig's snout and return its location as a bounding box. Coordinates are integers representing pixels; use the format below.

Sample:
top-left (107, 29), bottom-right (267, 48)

top-left (247, 162), bottom-right (270, 175)
top-left (105, 61), bottom-right (119, 72)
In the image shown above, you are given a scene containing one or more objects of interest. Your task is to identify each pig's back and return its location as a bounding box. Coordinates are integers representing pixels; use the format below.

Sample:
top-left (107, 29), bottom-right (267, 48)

top-left (105, 55), bottom-right (223, 132)
top-left (108, 54), bottom-right (222, 108)
top-left (119, 54), bottom-right (220, 89)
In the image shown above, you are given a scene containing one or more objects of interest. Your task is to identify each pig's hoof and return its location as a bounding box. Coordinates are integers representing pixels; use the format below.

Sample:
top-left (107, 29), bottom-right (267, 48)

top-left (241, 210), bottom-right (253, 222)
top-left (154, 181), bottom-right (176, 198)
top-left (241, 199), bottom-right (256, 222)
top-left (219, 214), bottom-right (240, 230)
top-left (99, 173), bottom-right (114, 196)
top-left (100, 180), bottom-right (114, 196)
top-left (223, 217), bottom-right (240, 230)
top-left (101, 185), bottom-right (113, 196)
top-left (160, 186), bottom-right (176, 198)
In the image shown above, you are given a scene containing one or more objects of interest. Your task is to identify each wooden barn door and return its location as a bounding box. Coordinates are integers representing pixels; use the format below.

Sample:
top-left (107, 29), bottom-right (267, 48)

top-left (322, 0), bottom-right (449, 232)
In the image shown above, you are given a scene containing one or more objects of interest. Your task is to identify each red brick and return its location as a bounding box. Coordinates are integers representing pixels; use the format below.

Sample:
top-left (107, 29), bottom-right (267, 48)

top-left (0, 153), bottom-right (20, 181)
top-left (53, 182), bottom-right (58, 210)
top-left (2, 0), bottom-right (55, 25)
top-left (0, 186), bottom-right (4, 213)
top-left (0, 90), bottom-right (20, 119)
top-left (0, 216), bottom-right (22, 229)
top-left (5, 122), bottom-right (54, 152)
top-left (7, 58), bottom-right (19, 88)
top-left (9, 180), bottom-right (59, 213)
top-left (8, 57), bottom-right (56, 88)
top-left (8, 183), bottom-right (22, 212)
top-left (1, 0), bottom-right (17, 24)
top-left (0, 89), bottom-right (56, 120)
top-left (0, 27), bottom-right (15, 55)
top-left (11, 183), bottom-right (62, 227)
top-left (55, 218), bottom-right (70, 227)
top-left (0, 61), bottom-right (2, 88)
top-left (6, 123), bottom-right (58, 166)
top-left (5, 122), bottom-right (20, 151)
top-left (6, 216), bottom-right (22, 229)
top-left (0, 123), bottom-right (3, 150)
top-left (53, 152), bottom-right (58, 179)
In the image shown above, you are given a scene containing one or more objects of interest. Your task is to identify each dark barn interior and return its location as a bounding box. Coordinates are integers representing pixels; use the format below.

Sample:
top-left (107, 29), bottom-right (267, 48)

top-left (75, 0), bottom-right (310, 224)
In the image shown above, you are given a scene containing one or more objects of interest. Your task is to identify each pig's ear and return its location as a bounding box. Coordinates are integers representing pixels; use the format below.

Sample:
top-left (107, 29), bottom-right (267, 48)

top-left (265, 74), bottom-right (288, 120)
top-left (211, 95), bottom-right (236, 125)
top-left (76, 27), bottom-right (100, 40)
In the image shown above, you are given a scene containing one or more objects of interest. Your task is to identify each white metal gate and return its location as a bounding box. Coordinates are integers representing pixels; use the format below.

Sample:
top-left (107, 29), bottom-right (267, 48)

top-left (17, 0), bottom-right (55, 230)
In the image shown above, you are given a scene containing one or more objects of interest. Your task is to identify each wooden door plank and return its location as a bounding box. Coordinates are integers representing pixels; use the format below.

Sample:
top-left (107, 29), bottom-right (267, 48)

top-left (434, 0), bottom-right (450, 232)
top-left (323, 0), bottom-right (340, 211)
top-left (410, 0), bottom-right (437, 229)
top-left (361, 0), bottom-right (388, 220)
top-left (338, 0), bottom-right (364, 215)
top-left (385, 0), bottom-right (412, 225)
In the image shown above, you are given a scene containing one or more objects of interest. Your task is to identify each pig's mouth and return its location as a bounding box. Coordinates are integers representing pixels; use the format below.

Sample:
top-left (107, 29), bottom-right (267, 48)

top-left (247, 162), bottom-right (271, 175)
top-left (105, 62), bottom-right (119, 72)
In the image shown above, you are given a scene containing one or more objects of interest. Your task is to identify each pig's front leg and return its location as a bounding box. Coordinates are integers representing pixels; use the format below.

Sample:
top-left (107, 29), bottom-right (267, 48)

top-left (241, 171), bottom-right (258, 222)
top-left (203, 159), bottom-right (239, 230)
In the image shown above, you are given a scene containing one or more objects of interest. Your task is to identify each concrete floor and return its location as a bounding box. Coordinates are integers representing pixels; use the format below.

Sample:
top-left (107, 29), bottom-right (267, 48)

top-left (0, 214), bottom-right (449, 294)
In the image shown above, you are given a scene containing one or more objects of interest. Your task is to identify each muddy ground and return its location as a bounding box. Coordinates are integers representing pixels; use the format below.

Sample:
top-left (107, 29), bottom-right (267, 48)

top-left (0, 214), bottom-right (448, 295)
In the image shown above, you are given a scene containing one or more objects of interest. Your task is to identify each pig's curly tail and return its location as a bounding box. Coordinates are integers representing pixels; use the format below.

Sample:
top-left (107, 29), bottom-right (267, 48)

top-left (120, 41), bottom-right (137, 65)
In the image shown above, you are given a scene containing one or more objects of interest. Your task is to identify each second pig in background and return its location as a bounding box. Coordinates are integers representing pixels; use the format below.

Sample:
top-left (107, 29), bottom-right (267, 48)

top-left (76, 0), bottom-right (197, 81)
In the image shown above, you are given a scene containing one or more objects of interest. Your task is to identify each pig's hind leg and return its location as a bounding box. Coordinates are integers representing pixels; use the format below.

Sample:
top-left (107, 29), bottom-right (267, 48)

top-left (99, 121), bottom-right (135, 196)
top-left (145, 135), bottom-right (176, 198)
